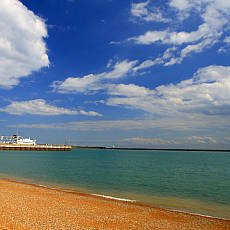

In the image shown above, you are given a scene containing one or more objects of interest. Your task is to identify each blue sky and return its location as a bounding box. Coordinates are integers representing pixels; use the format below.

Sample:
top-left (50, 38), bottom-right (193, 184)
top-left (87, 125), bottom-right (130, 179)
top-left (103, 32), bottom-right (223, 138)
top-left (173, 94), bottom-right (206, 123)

top-left (0, 0), bottom-right (230, 148)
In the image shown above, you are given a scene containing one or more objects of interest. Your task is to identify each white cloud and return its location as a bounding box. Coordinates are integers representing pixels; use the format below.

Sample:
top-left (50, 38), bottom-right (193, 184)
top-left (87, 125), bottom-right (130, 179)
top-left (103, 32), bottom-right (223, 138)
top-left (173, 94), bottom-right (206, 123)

top-left (131, 0), bottom-right (170, 23)
top-left (135, 39), bottom-right (218, 70)
top-left (0, 0), bottom-right (49, 88)
top-left (130, 30), bottom-right (168, 45)
top-left (79, 110), bottom-right (102, 117)
top-left (12, 120), bottom-right (164, 131)
top-left (164, 38), bottom-right (217, 66)
top-left (134, 47), bottom-right (177, 71)
top-left (107, 65), bottom-right (230, 116)
top-left (133, 59), bottom-right (157, 72)
top-left (0, 99), bottom-right (102, 116)
top-left (218, 36), bottom-right (230, 53)
top-left (218, 47), bottom-right (227, 53)
top-left (109, 41), bottom-right (121, 45)
top-left (52, 60), bottom-right (137, 94)
top-left (52, 74), bottom-right (100, 94)
top-left (224, 36), bottom-right (230, 43)
top-left (10, 114), bottom-right (230, 132)
top-left (186, 136), bottom-right (217, 144)
top-left (169, 0), bottom-right (191, 11)
top-left (129, 0), bottom-right (230, 68)
top-left (213, 0), bottom-right (230, 12)
top-left (107, 83), bottom-right (154, 97)
top-left (106, 59), bottom-right (113, 68)
top-left (101, 60), bottom-right (138, 79)
top-left (123, 137), bottom-right (178, 145)
top-left (130, 14), bottom-right (221, 46)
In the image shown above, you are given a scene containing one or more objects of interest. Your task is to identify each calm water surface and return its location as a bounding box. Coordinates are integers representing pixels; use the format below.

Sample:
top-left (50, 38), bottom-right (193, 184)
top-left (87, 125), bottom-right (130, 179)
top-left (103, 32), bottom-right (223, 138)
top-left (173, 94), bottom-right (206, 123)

top-left (0, 149), bottom-right (229, 218)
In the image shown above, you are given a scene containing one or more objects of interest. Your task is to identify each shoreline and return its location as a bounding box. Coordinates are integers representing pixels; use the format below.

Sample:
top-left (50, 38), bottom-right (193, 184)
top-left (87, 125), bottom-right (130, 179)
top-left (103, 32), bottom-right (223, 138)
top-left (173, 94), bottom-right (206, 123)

top-left (1, 177), bottom-right (230, 221)
top-left (0, 178), bottom-right (230, 230)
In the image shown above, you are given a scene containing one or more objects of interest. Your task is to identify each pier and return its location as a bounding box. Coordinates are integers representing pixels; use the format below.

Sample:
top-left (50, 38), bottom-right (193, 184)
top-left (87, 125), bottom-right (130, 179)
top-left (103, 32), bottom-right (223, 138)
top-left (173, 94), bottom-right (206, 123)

top-left (0, 144), bottom-right (72, 151)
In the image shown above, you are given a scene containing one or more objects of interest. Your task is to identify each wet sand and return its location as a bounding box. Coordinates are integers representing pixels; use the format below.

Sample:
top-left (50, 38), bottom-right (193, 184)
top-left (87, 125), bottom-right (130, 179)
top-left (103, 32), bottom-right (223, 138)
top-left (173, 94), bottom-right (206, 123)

top-left (0, 179), bottom-right (229, 229)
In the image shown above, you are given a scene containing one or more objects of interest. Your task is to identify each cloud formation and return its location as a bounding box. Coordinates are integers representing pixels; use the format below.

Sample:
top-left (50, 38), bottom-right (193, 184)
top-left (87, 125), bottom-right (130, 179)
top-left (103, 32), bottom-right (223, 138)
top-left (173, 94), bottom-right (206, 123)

top-left (224, 36), bottom-right (230, 44)
top-left (0, 0), bottom-right (49, 88)
top-left (131, 0), bottom-right (170, 23)
top-left (130, 0), bottom-right (230, 70)
top-left (11, 114), bottom-right (230, 132)
top-left (0, 99), bottom-right (102, 116)
top-left (123, 136), bottom-right (218, 146)
top-left (107, 65), bottom-right (230, 116)
top-left (186, 136), bottom-right (217, 144)
top-left (52, 60), bottom-right (137, 94)
top-left (53, 60), bottom-right (230, 120)
top-left (123, 137), bottom-right (178, 145)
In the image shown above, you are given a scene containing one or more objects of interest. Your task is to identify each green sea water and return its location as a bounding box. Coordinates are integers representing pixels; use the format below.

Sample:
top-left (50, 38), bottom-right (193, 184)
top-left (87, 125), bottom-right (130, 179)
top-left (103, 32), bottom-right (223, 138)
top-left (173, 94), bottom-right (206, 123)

top-left (0, 149), bottom-right (229, 218)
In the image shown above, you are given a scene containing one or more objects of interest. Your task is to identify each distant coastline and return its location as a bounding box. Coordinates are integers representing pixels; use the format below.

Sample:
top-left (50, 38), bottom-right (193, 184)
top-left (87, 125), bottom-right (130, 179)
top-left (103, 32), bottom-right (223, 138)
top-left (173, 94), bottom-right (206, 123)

top-left (72, 146), bottom-right (230, 152)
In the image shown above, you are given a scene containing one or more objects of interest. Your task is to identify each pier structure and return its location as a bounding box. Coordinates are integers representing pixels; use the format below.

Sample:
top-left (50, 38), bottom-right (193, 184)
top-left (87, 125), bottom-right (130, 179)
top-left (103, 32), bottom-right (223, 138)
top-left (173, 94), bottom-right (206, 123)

top-left (0, 144), bottom-right (72, 151)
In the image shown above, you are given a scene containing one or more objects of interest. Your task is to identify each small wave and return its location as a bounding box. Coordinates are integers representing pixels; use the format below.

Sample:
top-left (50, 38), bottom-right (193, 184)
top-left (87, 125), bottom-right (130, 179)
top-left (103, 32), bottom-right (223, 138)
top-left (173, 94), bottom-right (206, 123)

top-left (91, 194), bottom-right (136, 202)
top-left (169, 208), bottom-right (230, 221)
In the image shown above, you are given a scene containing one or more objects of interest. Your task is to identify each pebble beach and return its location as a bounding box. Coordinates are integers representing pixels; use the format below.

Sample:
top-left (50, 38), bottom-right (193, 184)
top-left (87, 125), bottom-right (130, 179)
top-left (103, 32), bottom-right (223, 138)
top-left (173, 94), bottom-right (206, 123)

top-left (0, 179), bottom-right (229, 230)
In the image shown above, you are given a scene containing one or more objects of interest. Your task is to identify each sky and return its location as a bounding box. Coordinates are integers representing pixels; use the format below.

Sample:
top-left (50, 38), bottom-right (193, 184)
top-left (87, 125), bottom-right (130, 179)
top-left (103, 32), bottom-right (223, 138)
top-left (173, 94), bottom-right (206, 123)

top-left (0, 0), bottom-right (230, 148)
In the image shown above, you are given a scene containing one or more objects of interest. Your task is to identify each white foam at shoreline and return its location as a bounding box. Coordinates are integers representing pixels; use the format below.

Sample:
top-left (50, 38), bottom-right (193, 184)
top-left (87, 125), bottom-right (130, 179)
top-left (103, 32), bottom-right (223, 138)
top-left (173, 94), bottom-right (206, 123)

top-left (91, 194), bottom-right (136, 202)
top-left (167, 208), bottom-right (230, 220)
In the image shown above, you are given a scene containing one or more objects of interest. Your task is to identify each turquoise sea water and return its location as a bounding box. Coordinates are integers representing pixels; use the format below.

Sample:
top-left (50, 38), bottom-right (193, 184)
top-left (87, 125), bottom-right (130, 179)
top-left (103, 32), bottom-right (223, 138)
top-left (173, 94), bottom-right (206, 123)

top-left (0, 149), bottom-right (230, 218)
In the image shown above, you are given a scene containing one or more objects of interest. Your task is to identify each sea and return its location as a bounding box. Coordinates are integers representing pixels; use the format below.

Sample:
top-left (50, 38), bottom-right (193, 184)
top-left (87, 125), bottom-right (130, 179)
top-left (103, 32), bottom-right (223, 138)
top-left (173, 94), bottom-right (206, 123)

top-left (0, 149), bottom-right (229, 219)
